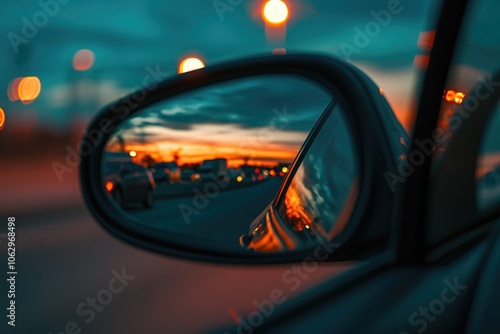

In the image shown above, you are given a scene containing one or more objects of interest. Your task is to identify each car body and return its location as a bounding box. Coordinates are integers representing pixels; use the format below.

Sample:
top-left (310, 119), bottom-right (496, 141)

top-left (79, 0), bottom-right (500, 332)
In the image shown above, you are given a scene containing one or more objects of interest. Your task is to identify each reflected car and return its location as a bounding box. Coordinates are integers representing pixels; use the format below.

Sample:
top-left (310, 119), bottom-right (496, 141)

top-left (104, 161), bottom-right (156, 208)
top-left (150, 162), bottom-right (181, 184)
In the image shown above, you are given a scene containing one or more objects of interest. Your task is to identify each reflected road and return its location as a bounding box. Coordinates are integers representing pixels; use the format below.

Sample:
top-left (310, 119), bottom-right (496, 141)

top-left (128, 178), bottom-right (284, 243)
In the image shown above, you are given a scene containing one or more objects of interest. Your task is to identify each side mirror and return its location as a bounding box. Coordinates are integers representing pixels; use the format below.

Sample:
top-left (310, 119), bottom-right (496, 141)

top-left (80, 54), bottom-right (408, 264)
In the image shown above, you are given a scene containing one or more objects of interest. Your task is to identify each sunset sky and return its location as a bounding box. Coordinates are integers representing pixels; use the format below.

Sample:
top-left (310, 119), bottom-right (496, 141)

top-left (105, 75), bottom-right (332, 166)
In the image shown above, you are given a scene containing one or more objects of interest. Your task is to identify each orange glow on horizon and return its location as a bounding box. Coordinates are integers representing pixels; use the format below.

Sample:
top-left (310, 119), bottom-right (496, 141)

top-left (178, 57), bottom-right (205, 74)
top-left (263, 0), bottom-right (289, 25)
top-left (106, 138), bottom-right (293, 167)
top-left (18, 76), bottom-right (41, 104)
top-left (73, 49), bottom-right (94, 71)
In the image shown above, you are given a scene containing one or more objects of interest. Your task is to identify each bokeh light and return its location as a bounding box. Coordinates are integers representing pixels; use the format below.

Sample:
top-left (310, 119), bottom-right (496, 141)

top-left (178, 57), bottom-right (205, 74)
top-left (73, 49), bottom-right (95, 71)
top-left (418, 31), bottom-right (436, 52)
top-left (413, 54), bottom-right (430, 70)
top-left (18, 76), bottom-right (42, 104)
top-left (444, 90), bottom-right (465, 104)
top-left (0, 108), bottom-right (5, 130)
top-left (7, 78), bottom-right (23, 102)
top-left (263, 0), bottom-right (289, 25)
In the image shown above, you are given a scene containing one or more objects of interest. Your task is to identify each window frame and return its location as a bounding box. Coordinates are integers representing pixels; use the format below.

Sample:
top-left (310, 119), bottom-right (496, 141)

top-left (397, 0), bottom-right (478, 265)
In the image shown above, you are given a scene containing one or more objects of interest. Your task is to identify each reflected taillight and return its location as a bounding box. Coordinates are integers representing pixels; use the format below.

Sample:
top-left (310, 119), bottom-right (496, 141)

top-left (105, 181), bottom-right (114, 192)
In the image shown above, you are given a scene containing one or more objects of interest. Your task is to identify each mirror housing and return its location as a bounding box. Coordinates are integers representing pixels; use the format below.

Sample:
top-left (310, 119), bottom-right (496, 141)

top-left (80, 53), bottom-right (408, 264)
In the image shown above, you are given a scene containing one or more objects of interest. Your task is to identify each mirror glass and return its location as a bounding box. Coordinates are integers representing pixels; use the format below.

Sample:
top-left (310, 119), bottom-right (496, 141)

top-left (101, 74), bottom-right (358, 253)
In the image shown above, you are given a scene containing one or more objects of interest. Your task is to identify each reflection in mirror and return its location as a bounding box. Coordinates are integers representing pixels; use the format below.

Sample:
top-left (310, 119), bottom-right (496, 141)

top-left (101, 74), bottom-right (357, 253)
top-left (243, 104), bottom-right (359, 252)
top-left (477, 100), bottom-right (500, 211)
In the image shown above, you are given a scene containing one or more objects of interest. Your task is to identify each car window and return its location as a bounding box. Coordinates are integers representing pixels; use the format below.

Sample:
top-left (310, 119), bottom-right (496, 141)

top-left (277, 104), bottom-right (358, 242)
top-left (477, 101), bottom-right (500, 211)
top-left (427, 0), bottom-right (499, 244)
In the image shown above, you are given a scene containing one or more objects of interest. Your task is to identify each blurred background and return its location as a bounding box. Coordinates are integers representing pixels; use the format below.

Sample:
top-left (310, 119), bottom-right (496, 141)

top-left (0, 0), bottom-right (437, 332)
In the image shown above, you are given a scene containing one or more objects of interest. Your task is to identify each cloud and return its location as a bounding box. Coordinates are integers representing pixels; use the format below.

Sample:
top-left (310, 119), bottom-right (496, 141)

top-left (126, 75), bottom-right (332, 133)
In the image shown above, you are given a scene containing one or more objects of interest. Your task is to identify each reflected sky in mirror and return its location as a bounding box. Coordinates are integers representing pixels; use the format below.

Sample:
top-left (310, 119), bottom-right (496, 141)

top-left (106, 75), bottom-right (331, 167)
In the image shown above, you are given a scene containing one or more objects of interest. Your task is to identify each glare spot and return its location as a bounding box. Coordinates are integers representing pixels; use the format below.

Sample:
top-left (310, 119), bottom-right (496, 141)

top-left (129, 151), bottom-right (137, 157)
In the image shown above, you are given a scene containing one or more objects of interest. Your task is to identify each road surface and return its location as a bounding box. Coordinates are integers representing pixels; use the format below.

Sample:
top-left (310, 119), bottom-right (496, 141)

top-left (127, 178), bottom-right (284, 244)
